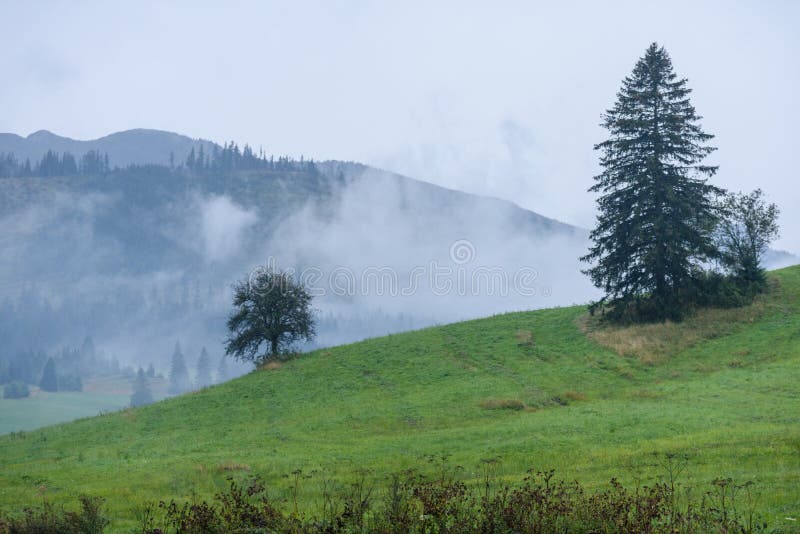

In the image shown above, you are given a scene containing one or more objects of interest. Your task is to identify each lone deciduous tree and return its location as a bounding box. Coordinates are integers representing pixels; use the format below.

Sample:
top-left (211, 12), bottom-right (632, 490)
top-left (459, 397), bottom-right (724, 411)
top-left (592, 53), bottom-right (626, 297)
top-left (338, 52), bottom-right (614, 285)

top-left (716, 189), bottom-right (780, 287)
top-left (582, 43), bottom-right (723, 321)
top-left (225, 268), bottom-right (315, 365)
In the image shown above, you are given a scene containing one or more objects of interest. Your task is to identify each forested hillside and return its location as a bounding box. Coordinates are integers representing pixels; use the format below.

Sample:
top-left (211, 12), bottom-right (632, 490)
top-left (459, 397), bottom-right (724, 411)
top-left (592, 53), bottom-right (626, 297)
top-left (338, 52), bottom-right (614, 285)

top-left (0, 130), bottom-right (590, 383)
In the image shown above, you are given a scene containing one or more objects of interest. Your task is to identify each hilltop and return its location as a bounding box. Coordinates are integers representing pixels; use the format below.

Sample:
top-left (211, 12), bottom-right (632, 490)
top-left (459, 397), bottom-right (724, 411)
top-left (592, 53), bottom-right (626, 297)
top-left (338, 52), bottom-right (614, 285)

top-left (0, 265), bottom-right (797, 531)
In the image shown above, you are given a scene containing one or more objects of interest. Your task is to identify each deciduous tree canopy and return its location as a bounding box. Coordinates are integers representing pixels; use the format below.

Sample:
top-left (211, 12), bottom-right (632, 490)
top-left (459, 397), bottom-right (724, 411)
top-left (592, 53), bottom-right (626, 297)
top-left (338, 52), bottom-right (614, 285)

top-left (225, 268), bottom-right (315, 365)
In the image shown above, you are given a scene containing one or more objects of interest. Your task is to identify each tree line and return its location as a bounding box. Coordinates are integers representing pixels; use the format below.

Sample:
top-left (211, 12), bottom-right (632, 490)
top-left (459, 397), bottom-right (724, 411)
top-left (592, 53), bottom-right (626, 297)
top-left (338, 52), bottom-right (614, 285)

top-left (0, 150), bottom-right (110, 178)
top-left (1, 333), bottom-right (232, 404)
top-left (183, 141), bottom-right (318, 174)
top-left (1, 337), bottom-right (115, 398)
top-left (0, 143), bottom-right (317, 179)
top-left (130, 342), bottom-right (230, 407)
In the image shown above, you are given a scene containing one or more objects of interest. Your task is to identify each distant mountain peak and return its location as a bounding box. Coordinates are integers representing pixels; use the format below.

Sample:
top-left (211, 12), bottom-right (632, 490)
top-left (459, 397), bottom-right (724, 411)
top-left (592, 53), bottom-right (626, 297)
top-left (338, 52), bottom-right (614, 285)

top-left (27, 129), bottom-right (60, 140)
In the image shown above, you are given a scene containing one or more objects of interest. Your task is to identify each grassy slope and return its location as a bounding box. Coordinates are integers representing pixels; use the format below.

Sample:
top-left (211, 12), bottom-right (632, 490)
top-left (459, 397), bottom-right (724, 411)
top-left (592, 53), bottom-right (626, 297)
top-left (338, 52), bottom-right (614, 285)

top-left (0, 267), bottom-right (798, 531)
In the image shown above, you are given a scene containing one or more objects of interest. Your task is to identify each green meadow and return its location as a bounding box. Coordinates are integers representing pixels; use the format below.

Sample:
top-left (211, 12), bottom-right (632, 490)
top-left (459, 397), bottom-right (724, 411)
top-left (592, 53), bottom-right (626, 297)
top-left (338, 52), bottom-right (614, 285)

top-left (1, 266), bottom-right (798, 532)
top-left (0, 390), bottom-right (128, 435)
top-left (0, 376), bottom-right (169, 435)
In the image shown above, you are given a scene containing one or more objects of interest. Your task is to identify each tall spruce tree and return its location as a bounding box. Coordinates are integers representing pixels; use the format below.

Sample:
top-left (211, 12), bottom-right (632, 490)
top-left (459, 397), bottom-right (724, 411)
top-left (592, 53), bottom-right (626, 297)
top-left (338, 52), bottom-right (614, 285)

top-left (582, 43), bottom-right (723, 321)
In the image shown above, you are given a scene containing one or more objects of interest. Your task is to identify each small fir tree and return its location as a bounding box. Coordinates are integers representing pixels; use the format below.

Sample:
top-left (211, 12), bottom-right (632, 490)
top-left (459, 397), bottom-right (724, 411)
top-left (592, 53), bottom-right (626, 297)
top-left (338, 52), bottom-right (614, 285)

top-left (39, 357), bottom-right (58, 392)
top-left (168, 341), bottom-right (190, 394)
top-left (216, 355), bottom-right (229, 384)
top-left (130, 367), bottom-right (154, 407)
top-left (195, 347), bottom-right (212, 388)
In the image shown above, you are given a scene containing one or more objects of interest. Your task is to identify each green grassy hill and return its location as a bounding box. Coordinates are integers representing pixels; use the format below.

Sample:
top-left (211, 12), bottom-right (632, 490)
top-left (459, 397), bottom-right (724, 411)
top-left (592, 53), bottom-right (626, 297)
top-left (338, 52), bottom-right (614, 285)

top-left (1, 266), bottom-right (798, 532)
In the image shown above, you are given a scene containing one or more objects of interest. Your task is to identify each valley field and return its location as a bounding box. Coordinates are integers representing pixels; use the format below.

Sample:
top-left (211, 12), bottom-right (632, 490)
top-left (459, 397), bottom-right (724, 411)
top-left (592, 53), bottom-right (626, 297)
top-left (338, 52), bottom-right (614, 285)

top-left (0, 266), bottom-right (798, 531)
top-left (0, 376), bottom-right (169, 435)
top-left (0, 390), bottom-right (127, 435)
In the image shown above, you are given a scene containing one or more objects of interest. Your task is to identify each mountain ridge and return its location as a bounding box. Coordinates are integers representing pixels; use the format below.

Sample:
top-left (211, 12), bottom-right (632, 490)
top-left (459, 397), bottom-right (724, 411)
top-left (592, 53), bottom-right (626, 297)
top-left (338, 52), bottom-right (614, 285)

top-left (0, 130), bottom-right (594, 360)
top-left (0, 128), bottom-right (217, 168)
top-left (0, 129), bottom-right (582, 234)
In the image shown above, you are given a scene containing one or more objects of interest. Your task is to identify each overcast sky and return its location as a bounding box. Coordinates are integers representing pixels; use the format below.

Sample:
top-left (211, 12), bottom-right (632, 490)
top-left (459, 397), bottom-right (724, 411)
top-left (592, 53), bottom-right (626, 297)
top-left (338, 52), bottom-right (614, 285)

top-left (2, 1), bottom-right (798, 251)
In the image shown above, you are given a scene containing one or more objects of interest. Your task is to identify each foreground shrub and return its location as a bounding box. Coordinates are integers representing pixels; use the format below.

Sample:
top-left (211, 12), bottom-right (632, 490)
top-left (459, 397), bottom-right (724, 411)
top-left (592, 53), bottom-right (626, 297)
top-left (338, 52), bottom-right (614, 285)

top-left (0, 495), bottom-right (107, 534)
top-left (139, 467), bottom-right (765, 533)
top-left (0, 464), bottom-right (768, 533)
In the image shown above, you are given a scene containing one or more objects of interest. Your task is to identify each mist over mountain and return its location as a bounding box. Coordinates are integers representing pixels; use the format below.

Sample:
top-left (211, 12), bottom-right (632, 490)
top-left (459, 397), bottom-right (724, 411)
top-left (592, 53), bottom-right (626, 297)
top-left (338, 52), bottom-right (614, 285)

top-left (2, 129), bottom-right (793, 378)
top-left (0, 129), bottom-right (599, 376)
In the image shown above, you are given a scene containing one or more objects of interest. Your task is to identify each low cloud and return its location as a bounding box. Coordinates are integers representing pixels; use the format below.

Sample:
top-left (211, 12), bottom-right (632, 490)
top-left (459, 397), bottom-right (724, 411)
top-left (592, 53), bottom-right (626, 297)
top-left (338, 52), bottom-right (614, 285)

top-left (198, 195), bottom-right (258, 263)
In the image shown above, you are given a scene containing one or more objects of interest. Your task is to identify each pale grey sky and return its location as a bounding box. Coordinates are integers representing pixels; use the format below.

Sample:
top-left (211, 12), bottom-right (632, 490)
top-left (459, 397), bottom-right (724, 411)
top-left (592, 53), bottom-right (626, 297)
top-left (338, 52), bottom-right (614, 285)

top-left (1, 0), bottom-right (798, 251)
